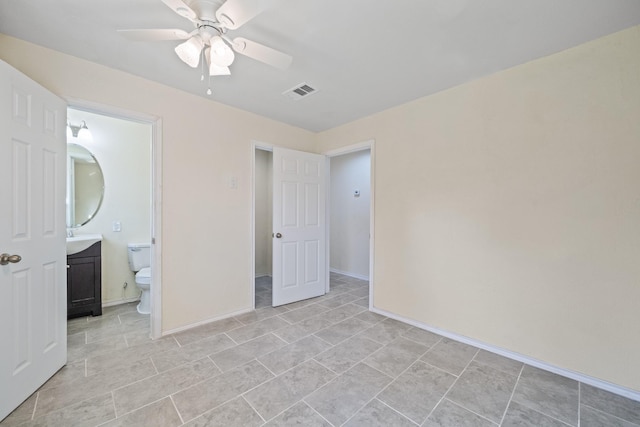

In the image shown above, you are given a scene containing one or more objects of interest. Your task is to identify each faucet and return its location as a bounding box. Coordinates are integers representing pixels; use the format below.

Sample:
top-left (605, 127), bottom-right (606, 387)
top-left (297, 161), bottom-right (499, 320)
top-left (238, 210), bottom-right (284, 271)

top-left (67, 229), bottom-right (74, 237)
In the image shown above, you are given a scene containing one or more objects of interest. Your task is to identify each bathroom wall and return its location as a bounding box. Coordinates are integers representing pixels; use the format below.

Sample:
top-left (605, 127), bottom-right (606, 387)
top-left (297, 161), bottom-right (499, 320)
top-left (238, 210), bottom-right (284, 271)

top-left (329, 150), bottom-right (370, 279)
top-left (67, 108), bottom-right (152, 305)
top-left (254, 149), bottom-right (273, 278)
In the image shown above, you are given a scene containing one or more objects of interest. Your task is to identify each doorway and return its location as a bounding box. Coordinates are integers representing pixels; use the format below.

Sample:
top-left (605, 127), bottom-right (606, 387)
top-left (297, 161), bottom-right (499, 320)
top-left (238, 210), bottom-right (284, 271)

top-left (252, 140), bottom-right (374, 310)
top-left (67, 103), bottom-right (162, 337)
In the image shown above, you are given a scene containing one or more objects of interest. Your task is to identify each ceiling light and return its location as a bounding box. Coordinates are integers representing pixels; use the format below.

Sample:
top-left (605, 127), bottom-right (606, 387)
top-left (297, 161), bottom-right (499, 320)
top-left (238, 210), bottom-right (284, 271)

top-left (67, 121), bottom-right (93, 142)
top-left (175, 35), bottom-right (204, 67)
top-left (205, 48), bottom-right (231, 76)
top-left (209, 36), bottom-right (235, 67)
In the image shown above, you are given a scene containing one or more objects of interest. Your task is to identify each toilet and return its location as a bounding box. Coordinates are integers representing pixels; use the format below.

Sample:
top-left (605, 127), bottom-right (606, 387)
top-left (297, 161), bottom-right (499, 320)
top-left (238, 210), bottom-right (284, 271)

top-left (127, 243), bottom-right (151, 314)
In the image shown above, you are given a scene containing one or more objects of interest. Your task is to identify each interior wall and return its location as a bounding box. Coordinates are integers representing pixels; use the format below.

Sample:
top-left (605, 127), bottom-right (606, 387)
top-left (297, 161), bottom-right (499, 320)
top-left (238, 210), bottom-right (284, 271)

top-left (316, 26), bottom-right (640, 392)
top-left (68, 108), bottom-right (152, 305)
top-left (0, 35), bottom-right (316, 332)
top-left (254, 149), bottom-right (272, 277)
top-left (329, 150), bottom-right (370, 279)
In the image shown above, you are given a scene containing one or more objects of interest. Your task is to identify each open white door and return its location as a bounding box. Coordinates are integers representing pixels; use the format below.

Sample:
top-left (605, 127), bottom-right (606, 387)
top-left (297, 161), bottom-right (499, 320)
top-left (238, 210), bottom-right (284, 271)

top-left (0, 61), bottom-right (67, 421)
top-left (272, 147), bottom-right (326, 306)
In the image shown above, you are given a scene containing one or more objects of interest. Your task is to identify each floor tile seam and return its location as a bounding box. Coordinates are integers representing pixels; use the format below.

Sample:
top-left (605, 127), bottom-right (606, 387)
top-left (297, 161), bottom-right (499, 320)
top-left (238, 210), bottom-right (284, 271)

top-left (362, 341), bottom-right (431, 379)
top-left (470, 357), bottom-right (524, 379)
top-left (577, 380), bottom-right (582, 427)
top-left (497, 362), bottom-right (525, 425)
top-left (169, 395), bottom-right (185, 426)
top-left (581, 403), bottom-right (640, 427)
top-left (255, 399), bottom-right (307, 426)
top-left (171, 384), bottom-right (246, 424)
top-left (240, 395), bottom-right (267, 424)
top-left (310, 355), bottom-right (343, 377)
top-left (443, 398), bottom-right (500, 426)
top-left (32, 391), bottom-right (115, 424)
top-left (400, 333), bottom-right (443, 352)
top-left (508, 396), bottom-right (577, 427)
top-left (112, 394), bottom-right (182, 419)
top-left (311, 332), bottom-right (340, 347)
top-left (207, 354), bottom-right (224, 374)
top-left (423, 350), bottom-right (479, 423)
top-left (167, 395), bottom-right (185, 425)
top-left (300, 398), bottom-right (338, 427)
top-left (371, 397), bottom-right (422, 426)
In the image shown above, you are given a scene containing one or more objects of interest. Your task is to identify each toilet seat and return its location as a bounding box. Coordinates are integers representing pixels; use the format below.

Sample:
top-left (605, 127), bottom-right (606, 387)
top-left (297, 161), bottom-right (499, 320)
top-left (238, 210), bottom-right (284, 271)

top-left (135, 267), bottom-right (151, 285)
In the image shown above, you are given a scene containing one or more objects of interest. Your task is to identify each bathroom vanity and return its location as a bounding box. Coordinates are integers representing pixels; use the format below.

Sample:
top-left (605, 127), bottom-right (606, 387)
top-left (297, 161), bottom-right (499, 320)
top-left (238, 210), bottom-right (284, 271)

top-left (67, 241), bottom-right (102, 318)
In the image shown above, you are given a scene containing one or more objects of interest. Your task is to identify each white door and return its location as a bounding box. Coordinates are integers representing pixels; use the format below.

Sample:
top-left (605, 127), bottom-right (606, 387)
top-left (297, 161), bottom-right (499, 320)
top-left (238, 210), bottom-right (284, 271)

top-left (272, 147), bottom-right (326, 306)
top-left (0, 61), bottom-right (67, 421)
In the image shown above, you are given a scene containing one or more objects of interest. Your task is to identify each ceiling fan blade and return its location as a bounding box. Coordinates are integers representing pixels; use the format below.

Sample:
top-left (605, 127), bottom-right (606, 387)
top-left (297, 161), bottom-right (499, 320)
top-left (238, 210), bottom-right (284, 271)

top-left (215, 0), bottom-right (282, 30)
top-left (232, 37), bottom-right (292, 70)
top-left (161, 0), bottom-right (197, 21)
top-left (117, 29), bottom-right (191, 42)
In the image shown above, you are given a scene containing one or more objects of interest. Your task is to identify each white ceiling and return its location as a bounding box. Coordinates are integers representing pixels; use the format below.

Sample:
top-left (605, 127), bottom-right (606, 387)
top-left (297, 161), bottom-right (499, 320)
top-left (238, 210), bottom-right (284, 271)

top-left (1, 0), bottom-right (639, 132)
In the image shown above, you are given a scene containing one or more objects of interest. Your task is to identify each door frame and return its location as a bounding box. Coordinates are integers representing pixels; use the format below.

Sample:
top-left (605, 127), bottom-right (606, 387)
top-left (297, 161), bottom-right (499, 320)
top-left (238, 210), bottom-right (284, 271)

top-left (323, 139), bottom-right (375, 309)
top-left (66, 98), bottom-right (163, 338)
top-left (250, 139), bottom-right (375, 310)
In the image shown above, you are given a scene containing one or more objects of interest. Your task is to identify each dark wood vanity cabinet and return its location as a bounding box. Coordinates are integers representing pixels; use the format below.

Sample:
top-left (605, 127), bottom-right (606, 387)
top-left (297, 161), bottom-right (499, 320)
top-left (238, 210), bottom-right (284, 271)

top-left (67, 242), bottom-right (102, 318)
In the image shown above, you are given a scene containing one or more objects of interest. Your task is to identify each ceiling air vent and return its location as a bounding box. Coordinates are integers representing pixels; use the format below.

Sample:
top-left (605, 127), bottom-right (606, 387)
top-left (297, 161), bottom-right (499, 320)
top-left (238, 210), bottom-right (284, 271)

top-left (283, 82), bottom-right (318, 101)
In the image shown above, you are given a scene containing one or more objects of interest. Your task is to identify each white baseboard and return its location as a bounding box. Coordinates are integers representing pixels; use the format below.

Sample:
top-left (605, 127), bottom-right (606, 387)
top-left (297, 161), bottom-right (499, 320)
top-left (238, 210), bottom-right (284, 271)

top-left (370, 306), bottom-right (640, 403)
top-left (161, 307), bottom-right (254, 336)
top-left (330, 268), bottom-right (369, 281)
top-left (102, 296), bottom-right (140, 308)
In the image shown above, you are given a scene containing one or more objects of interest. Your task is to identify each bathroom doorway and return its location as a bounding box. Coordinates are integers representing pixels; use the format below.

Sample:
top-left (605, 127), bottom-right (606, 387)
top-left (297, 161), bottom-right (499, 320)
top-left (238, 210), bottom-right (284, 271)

top-left (66, 103), bottom-right (161, 337)
top-left (254, 147), bottom-right (273, 308)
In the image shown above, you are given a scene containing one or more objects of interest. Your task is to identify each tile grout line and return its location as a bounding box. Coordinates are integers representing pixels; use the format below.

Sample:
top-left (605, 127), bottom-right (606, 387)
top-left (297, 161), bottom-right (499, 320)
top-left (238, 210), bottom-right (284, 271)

top-left (240, 395), bottom-right (267, 424)
top-left (169, 395), bottom-right (185, 425)
top-left (422, 348), bottom-right (479, 423)
top-left (498, 363), bottom-right (525, 425)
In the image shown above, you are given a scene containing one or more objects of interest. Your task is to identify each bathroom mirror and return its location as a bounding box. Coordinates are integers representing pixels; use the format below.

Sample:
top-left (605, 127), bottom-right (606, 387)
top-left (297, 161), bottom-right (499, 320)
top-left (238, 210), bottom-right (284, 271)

top-left (66, 143), bottom-right (105, 228)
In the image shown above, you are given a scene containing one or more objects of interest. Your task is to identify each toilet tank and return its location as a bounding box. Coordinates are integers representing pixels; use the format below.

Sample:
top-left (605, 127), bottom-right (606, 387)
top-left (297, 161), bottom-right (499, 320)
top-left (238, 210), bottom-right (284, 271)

top-left (127, 243), bottom-right (150, 271)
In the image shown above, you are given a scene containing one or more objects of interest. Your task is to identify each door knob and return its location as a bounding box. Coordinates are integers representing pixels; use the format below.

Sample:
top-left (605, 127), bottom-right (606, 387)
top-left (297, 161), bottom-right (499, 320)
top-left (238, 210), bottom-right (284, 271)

top-left (0, 253), bottom-right (22, 265)
top-left (275, 233), bottom-right (283, 238)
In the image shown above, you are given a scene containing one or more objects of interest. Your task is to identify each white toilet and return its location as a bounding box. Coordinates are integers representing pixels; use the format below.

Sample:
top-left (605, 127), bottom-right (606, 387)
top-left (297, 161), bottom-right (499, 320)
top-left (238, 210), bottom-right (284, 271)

top-left (127, 243), bottom-right (151, 314)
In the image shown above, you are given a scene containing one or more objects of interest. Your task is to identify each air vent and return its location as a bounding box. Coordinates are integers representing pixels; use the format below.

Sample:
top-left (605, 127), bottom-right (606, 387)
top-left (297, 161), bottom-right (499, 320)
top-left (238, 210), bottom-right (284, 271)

top-left (282, 82), bottom-right (318, 101)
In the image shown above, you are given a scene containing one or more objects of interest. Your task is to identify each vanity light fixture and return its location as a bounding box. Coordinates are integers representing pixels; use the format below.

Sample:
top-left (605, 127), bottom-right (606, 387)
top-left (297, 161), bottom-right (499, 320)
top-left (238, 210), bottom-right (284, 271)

top-left (67, 120), bottom-right (93, 142)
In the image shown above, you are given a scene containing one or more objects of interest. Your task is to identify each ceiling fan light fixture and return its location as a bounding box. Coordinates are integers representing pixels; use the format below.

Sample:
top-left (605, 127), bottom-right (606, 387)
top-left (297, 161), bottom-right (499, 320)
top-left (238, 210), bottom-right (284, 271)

top-left (205, 48), bottom-right (231, 76)
top-left (175, 35), bottom-right (204, 67)
top-left (209, 36), bottom-right (235, 67)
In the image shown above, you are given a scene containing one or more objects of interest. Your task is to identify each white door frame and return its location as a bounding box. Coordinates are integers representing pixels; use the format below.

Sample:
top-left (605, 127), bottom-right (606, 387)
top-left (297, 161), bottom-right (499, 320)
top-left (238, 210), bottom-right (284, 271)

top-left (66, 98), bottom-right (163, 338)
top-left (323, 140), bottom-right (375, 309)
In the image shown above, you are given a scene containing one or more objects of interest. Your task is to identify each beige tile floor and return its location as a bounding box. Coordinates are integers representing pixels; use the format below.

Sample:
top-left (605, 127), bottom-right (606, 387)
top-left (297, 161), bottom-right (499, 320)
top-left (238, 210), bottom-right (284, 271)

top-left (2, 272), bottom-right (640, 426)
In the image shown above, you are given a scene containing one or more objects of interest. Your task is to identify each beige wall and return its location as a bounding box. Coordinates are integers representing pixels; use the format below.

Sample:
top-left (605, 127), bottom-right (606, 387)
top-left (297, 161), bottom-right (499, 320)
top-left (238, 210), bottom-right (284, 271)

top-left (68, 108), bottom-right (152, 305)
top-left (0, 35), bottom-right (315, 331)
top-left (317, 26), bottom-right (640, 391)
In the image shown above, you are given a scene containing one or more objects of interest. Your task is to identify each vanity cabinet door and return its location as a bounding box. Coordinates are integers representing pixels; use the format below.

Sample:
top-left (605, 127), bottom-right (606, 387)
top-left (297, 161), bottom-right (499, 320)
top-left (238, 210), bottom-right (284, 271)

top-left (66, 242), bottom-right (102, 318)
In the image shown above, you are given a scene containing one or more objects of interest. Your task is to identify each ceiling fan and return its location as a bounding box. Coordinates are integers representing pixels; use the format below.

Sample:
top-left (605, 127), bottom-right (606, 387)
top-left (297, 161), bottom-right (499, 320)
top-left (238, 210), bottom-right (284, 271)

top-left (119, 0), bottom-right (292, 81)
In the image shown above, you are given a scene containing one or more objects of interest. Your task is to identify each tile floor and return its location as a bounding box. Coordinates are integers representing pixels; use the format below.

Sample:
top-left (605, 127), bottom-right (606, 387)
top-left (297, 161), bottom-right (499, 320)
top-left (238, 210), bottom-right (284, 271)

top-left (2, 273), bottom-right (639, 426)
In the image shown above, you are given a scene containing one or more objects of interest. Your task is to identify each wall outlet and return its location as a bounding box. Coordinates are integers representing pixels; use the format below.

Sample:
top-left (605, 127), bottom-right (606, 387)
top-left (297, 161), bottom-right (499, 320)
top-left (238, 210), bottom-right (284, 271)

top-left (113, 221), bottom-right (121, 232)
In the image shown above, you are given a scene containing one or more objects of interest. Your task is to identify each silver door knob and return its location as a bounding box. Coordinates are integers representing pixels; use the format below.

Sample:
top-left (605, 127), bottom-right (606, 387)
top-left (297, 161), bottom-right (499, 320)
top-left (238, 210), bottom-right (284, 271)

top-left (0, 253), bottom-right (22, 265)
top-left (275, 233), bottom-right (283, 238)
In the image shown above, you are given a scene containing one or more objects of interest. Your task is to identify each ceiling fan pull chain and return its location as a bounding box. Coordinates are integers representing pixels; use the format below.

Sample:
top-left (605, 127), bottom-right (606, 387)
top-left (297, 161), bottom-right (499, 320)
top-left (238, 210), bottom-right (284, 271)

top-left (200, 49), bottom-right (205, 81)
top-left (206, 74), bottom-right (212, 96)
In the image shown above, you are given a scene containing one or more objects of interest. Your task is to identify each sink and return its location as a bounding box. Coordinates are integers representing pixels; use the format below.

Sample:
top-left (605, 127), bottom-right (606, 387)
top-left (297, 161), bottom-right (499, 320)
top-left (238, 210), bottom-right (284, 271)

top-left (66, 234), bottom-right (103, 255)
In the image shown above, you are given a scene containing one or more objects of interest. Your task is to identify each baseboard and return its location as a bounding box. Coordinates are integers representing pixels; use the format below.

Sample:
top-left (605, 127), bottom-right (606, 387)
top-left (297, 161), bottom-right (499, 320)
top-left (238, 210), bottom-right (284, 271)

top-left (161, 307), bottom-right (254, 336)
top-left (102, 296), bottom-right (140, 308)
top-left (255, 274), bottom-right (272, 279)
top-left (370, 306), bottom-right (640, 403)
top-left (330, 268), bottom-right (369, 281)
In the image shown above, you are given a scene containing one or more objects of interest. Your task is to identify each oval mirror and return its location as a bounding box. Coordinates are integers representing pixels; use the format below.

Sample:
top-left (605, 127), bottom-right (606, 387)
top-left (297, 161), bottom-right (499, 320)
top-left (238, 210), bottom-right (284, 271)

top-left (66, 143), bottom-right (105, 228)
